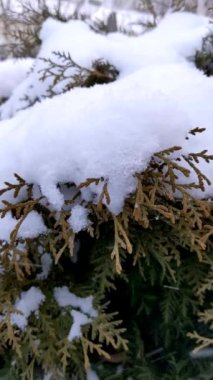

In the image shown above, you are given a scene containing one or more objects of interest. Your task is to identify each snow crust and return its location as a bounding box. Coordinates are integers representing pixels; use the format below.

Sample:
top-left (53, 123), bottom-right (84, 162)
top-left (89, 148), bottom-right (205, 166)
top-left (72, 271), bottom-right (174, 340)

top-left (0, 11), bottom-right (212, 232)
top-left (10, 287), bottom-right (45, 329)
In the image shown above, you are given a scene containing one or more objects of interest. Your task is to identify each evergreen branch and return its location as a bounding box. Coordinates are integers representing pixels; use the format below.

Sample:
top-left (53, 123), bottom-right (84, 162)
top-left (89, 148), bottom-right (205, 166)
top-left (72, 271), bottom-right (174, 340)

top-left (38, 51), bottom-right (119, 97)
top-left (111, 216), bottom-right (132, 273)
top-left (188, 331), bottom-right (213, 352)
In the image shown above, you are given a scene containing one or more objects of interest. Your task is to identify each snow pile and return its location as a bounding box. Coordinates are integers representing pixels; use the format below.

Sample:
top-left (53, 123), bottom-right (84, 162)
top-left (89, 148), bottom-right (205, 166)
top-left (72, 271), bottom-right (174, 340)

top-left (127, 63), bottom-right (213, 198)
top-left (0, 12), bottom-right (212, 234)
top-left (0, 80), bottom-right (191, 214)
top-left (54, 286), bottom-right (97, 341)
top-left (10, 287), bottom-right (45, 329)
top-left (1, 12), bottom-right (211, 118)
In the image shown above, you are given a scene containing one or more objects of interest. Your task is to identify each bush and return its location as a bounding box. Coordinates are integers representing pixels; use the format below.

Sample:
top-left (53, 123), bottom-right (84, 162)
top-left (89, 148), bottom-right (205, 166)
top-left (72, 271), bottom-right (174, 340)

top-left (0, 2), bottom-right (212, 379)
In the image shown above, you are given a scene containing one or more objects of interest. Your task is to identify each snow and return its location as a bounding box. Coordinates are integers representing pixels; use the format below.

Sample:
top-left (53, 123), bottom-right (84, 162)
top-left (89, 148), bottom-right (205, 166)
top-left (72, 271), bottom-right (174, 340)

top-left (69, 310), bottom-right (91, 341)
top-left (126, 62), bottom-right (213, 197)
top-left (0, 58), bottom-right (33, 99)
top-left (1, 12), bottom-right (212, 118)
top-left (91, 6), bottom-right (154, 34)
top-left (54, 286), bottom-right (97, 341)
top-left (36, 252), bottom-right (53, 280)
top-left (151, 11), bottom-right (211, 57)
top-left (0, 0), bottom-right (76, 16)
top-left (0, 12), bottom-right (212, 232)
top-left (0, 79), bottom-right (191, 214)
top-left (0, 211), bottom-right (47, 242)
top-left (190, 347), bottom-right (213, 358)
top-left (43, 374), bottom-right (51, 380)
top-left (68, 205), bottom-right (90, 233)
top-left (86, 369), bottom-right (99, 380)
top-left (54, 286), bottom-right (97, 317)
top-left (0, 6), bottom-right (212, 375)
top-left (10, 287), bottom-right (45, 329)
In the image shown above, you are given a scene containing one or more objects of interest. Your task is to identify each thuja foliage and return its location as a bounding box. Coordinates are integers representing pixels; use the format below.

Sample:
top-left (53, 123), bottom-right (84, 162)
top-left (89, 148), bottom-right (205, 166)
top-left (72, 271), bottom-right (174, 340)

top-left (0, 2), bottom-right (213, 379)
top-left (0, 0), bottom-right (87, 58)
top-left (0, 128), bottom-right (212, 379)
top-left (0, 0), bottom-right (138, 60)
top-left (39, 51), bottom-right (119, 97)
top-left (195, 32), bottom-right (213, 76)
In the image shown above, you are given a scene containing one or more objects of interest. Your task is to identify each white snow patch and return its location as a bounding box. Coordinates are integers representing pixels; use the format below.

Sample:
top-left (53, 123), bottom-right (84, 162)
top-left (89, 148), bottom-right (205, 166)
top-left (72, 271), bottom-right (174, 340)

top-left (0, 211), bottom-right (47, 242)
top-left (1, 12), bottom-right (212, 119)
top-left (86, 368), bottom-right (100, 380)
top-left (0, 58), bottom-right (34, 99)
top-left (68, 205), bottom-right (90, 233)
top-left (0, 74), bottom-right (191, 214)
top-left (129, 63), bottom-right (213, 196)
top-left (54, 286), bottom-right (97, 317)
top-left (10, 287), bottom-right (45, 329)
top-left (69, 310), bottom-right (91, 341)
top-left (42, 373), bottom-right (52, 380)
top-left (36, 252), bottom-right (53, 280)
top-left (54, 286), bottom-right (97, 341)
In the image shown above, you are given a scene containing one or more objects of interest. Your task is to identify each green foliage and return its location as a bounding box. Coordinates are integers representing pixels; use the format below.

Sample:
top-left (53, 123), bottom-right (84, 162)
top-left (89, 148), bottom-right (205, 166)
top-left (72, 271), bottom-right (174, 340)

top-left (195, 33), bottom-right (213, 77)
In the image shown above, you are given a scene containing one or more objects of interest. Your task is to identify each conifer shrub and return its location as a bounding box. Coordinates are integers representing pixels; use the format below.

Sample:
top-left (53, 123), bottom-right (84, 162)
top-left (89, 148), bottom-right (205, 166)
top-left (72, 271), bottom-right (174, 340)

top-left (195, 33), bottom-right (213, 76)
top-left (0, 0), bottom-right (87, 58)
top-left (0, 2), bottom-right (212, 380)
top-left (0, 132), bottom-right (212, 379)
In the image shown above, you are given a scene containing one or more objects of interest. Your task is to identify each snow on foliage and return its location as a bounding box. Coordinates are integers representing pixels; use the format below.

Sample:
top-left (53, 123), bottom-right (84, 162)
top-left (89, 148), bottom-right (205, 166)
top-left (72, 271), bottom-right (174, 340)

top-left (68, 205), bottom-right (90, 233)
top-left (10, 287), bottom-right (45, 330)
top-left (69, 310), bottom-right (91, 341)
top-left (86, 368), bottom-right (100, 380)
top-left (0, 77), bottom-right (191, 214)
top-left (54, 286), bottom-right (97, 317)
top-left (0, 11), bottom-right (212, 229)
top-left (0, 211), bottom-right (47, 242)
top-left (36, 252), bottom-right (53, 280)
top-left (54, 286), bottom-right (97, 341)
top-left (1, 12), bottom-right (211, 118)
